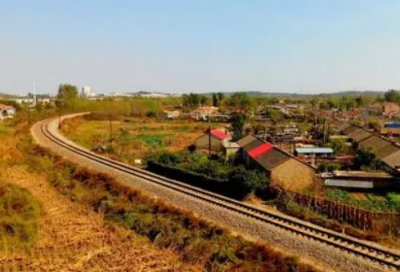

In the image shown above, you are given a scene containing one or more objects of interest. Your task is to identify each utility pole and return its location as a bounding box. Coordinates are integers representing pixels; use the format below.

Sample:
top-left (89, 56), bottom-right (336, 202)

top-left (109, 113), bottom-right (113, 150)
top-left (58, 105), bottom-right (62, 129)
top-left (208, 125), bottom-right (211, 158)
top-left (27, 106), bottom-right (31, 124)
top-left (33, 82), bottom-right (37, 106)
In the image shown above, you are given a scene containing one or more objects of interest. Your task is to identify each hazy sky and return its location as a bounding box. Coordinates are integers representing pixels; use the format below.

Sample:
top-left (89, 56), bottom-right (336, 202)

top-left (1, 0), bottom-right (400, 95)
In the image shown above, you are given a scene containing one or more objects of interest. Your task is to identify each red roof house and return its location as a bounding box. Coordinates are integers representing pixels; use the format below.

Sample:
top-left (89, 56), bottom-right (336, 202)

top-left (195, 129), bottom-right (230, 153)
top-left (248, 143), bottom-right (273, 158)
top-left (236, 134), bottom-right (316, 192)
top-left (210, 129), bottom-right (229, 140)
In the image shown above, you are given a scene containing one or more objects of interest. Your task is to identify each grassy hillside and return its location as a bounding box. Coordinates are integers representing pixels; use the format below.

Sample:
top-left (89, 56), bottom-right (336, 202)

top-left (0, 122), bottom-right (42, 252)
top-left (0, 180), bottom-right (41, 252)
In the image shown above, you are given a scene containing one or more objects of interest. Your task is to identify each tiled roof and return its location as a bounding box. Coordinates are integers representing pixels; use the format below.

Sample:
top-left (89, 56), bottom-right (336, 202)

top-left (342, 125), bottom-right (359, 135)
top-left (248, 143), bottom-right (273, 158)
top-left (359, 135), bottom-right (396, 159)
top-left (254, 148), bottom-right (290, 171)
top-left (237, 134), bottom-right (258, 147)
top-left (332, 120), bottom-right (343, 127)
top-left (334, 119), bottom-right (400, 171)
top-left (382, 150), bottom-right (400, 169)
top-left (375, 144), bottom-right (400, 159)
top-left (337, 122), bottom-right (352, 131)
top-left (210, 129), bottom-right (228, 140)
top-left (0, 104), bottom-right (14, 109)
top-left (238, 134), bottom-right (315, 171)
top-left (243, 137), bottom-right (264, 151)
top-left (348, 129), bottom-right (373, 143)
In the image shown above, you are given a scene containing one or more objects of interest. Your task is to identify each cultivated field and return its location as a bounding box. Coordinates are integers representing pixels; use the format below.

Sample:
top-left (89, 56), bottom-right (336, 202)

top-left (61, 115), bottom-right (224, 164)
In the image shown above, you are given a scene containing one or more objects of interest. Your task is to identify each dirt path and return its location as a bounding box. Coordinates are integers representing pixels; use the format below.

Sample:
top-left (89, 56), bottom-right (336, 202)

top-left (0, 166), bottom-right (202, 272)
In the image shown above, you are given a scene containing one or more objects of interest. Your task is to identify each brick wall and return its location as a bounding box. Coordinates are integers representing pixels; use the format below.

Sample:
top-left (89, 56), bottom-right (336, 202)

top-left (196, 134), bottom-right (224, 152)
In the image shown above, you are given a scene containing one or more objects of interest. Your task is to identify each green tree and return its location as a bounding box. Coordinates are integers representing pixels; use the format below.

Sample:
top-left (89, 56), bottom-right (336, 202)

top-left (384, 89), bottom-right (400, 104)
top-left (182, 93), bottom-right (202, 109)
top-left (375, 94), bottom-right (384, 103)
top-left (57, 84), bottom-right (78, 101)
top-left (229, 166), bottom-right (269, 197)
top-left (217, 92), bottom-right (225, 102)
top-left (355, 95), bottom-right (365, 107)
top-left (226, 92), bottom-right (252, 111)
top-left (212, 93), bottom-right (219, 107)
top-left (353, 148), bottom-right (378, 170)
top-left (317, 163), bottom-right (341, 173)
top-left (326, 98), bottom-right (337, 109)
top-left (310, 97), bottom-right (319, 108)
top-left (200, 95), bottom-right (208, 105)
top-left (265, 109), bottom-right (281, 122)
top-left (325, 139), bottom-right (348, 155)
top-left (230, 113), bottom-right (247, 141)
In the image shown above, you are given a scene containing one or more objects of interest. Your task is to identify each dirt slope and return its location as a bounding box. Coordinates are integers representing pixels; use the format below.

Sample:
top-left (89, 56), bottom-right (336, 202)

top-left (0, 166), bottom-right (202, 272)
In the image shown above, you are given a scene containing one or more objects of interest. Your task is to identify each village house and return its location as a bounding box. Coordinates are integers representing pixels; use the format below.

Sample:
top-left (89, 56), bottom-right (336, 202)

top-left (382, 102), bottom-right (400, 117)
top-left (361, 104), bottom-right (383, 117)
top-left (381, 122), bottom-right (400, 136)
top-left (322, 171), bottom-right (398, 191)
top-left (362, 102), bottom-right (400, 118)
top-left (335, 120), bottom-right (400, 175)
top-left (294, 147), bottom-right (334, 166)
top-left (222, 141), bottom-right (240, 159)
top-left (236, 135), bottom-right (316, 192)
top-left (0, 104), bottom-right (16, 120)
top-left (161, 110), bottom-right (181, 120)
top-left (189, 106), bottom-right (219, 121)
top-left (195, 129), bottom-right (229, 153)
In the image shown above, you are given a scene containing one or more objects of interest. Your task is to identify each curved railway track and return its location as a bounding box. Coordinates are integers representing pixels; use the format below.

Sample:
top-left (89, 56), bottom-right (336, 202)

top-left (38, 117), bottom-right (400, 270)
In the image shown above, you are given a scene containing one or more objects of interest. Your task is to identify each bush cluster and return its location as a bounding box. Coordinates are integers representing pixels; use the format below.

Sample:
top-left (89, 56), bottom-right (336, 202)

top-left (317, 163), bottom-right (340, 173)
top-left (147, 151), bottom-right (269, 199)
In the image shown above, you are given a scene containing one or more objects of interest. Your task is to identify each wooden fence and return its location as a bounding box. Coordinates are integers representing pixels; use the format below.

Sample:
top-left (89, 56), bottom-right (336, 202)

top-left (281, 189), bottom-right (400, 232)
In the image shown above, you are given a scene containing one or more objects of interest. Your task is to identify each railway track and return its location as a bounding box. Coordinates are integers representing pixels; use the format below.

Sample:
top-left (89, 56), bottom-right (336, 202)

top-left (38, 117), bottom-right (400, 270)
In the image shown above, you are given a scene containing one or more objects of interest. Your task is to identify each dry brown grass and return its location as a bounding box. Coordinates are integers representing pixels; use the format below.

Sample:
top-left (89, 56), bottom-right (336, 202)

top-left (0, 122), bottom-right (203, 272)
top-left (0, 165), bottom-right (203, 272)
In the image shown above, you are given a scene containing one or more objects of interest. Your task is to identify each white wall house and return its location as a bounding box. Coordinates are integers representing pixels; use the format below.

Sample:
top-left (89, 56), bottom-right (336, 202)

top-left (0, 104), bottom-right (16, 120)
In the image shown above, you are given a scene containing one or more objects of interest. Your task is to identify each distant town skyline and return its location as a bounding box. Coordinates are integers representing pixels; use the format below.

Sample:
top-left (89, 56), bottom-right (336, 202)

top-left (1, 1), bottom-right (400, 95)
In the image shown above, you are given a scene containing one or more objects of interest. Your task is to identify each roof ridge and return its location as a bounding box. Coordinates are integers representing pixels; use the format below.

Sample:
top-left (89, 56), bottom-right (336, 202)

top-left (336, 118), bottom-right (400, 148)
top-left (252, 134), bottom-right (317, 170)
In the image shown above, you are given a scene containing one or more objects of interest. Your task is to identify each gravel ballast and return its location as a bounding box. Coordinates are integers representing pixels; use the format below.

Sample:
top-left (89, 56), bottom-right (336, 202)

top-left (31, 116), bottom-right (390, 272)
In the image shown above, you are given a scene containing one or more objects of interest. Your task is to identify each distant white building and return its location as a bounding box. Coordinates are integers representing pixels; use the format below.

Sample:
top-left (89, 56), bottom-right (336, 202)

top-left (11, 97), bottom-right (51, 105)
top-left (138, 92), bottom-right (169, 98)
top-left (106, 92), bottom-right (133, 98)
top-left (13, 98), bottom-right (34, 104)
top-left (81, 86), bottom-right (96, 98)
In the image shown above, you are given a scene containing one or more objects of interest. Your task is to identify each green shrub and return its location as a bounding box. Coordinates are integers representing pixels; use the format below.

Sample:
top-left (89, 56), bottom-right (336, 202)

top-left (229, 166), bottom-right (269, 197)
top-left (147, 151), bottom-right (270, 199)
top-left (136, 134), bottom-right (174, 147)
top-left (0, 181), bottom-right (41, 252)
top-left (317, 162), bottom-right (341, 173)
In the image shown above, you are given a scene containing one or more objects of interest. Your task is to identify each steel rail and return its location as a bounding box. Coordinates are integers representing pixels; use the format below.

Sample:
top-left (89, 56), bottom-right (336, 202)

top-left (38, 118), bottom-right (400, 270)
